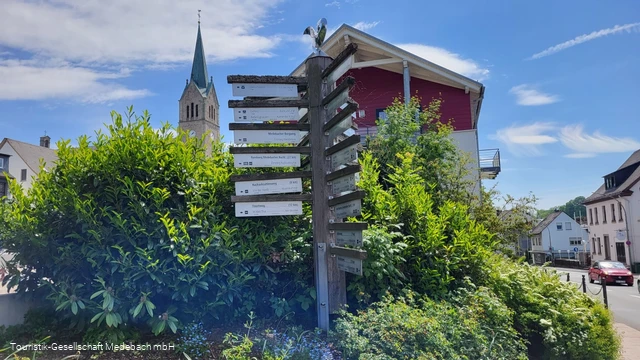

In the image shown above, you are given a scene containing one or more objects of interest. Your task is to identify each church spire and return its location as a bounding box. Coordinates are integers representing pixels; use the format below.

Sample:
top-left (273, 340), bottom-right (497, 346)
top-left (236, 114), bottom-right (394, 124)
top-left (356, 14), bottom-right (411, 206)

top-left (190, 11), bottom-right (209, 89)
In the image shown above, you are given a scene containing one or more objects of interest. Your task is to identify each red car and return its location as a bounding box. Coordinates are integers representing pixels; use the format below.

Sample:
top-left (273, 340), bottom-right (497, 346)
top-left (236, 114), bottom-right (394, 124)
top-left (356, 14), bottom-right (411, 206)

top-left (589, 261), bottom-right (634, 286)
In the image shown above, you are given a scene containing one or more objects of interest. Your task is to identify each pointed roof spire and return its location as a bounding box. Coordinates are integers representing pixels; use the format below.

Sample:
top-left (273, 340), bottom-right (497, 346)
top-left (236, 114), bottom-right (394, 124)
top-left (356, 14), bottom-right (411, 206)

top-left (190, 10), bottom-right (209, 89)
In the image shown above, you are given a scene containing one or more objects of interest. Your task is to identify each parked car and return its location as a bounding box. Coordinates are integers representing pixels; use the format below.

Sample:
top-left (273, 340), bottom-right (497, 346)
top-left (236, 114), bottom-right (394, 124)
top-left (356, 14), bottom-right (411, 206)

top-left (589, 261), bottom-right (634, 286)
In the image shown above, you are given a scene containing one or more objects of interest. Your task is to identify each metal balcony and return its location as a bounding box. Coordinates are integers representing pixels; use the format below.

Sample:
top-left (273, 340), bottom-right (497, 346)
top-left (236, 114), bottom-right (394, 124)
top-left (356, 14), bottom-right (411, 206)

top-left (479, 148), bottom-right (501, 179)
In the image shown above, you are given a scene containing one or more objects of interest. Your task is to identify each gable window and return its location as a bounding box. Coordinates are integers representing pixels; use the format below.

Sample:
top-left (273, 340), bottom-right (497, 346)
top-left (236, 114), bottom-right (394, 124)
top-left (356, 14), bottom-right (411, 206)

top-left (602, 205), bottom-right (607, 223)
top-left (20, 169), bottom-right (27, 182)
top-left (595, 208), bottom-right (599, 224)
top-left (565, 222), bottom-right (572, 230)
top-left (556, 222), bottom-right (563, 230)
top-left (569, 237), bottom-right (582, 246)
top-left (605, 176), bottom-right (616, 190)
top-left (619, 203), bottom-right (624, 222)
top-left (611, 204), bottom-right (616, 223)
top-left (589, 208), bottom-right (593, 225)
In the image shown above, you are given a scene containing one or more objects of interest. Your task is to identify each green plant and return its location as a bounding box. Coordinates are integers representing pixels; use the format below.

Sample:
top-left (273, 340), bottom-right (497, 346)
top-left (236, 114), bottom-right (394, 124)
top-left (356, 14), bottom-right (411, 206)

top-left (487, 257), bottom-right (620, 359)
top-left (331, 289), bottom-right (527, 360)
top-left (346, 225), bottom-right (407, 305)
top-left (177, 322), bottom-right (212, 359)
top-left (0, 107), bottom-right (315, 337)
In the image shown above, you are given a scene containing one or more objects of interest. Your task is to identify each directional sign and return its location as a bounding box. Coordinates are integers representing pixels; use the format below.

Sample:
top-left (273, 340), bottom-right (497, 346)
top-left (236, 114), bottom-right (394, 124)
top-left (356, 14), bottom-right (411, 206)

top-left (235, 178), bottom-right (303, 196)
top-left (232, 83), bottom-right (299, 98)
top-left (234, 108), bottom-right (300, 122)
top-left (235, 201), bottom-right (303, 217)
top-left (331, 145), bottom-right (358, 170)
top-left (327, 55), bottom-right (353, 85)
top-left (334, 199), bottom-right (362, 219)
top-left (233, 154), bottom-right (300, 168)
top-left (327, 115), bottom-right (354, 140)
top-left (234, 130), bottom-right (301, 144)
top-left (325, 90), bottom-right (350, 117)
top-left (332, 172), bottom-right (359, 194)
top-left (335, 230), bottom-right (363, 247)
top-left (336, 256), bottom-right (362, 276)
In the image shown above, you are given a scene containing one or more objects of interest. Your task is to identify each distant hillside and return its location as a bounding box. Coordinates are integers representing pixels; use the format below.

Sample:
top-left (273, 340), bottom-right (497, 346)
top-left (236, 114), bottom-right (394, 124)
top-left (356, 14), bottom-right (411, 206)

top-left (537, 196), bottom-right (587, 222)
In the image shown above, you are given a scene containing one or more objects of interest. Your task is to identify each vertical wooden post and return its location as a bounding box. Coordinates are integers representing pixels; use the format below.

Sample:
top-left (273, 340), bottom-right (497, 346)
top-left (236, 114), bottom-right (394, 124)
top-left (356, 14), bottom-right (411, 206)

top-left (582, 274), bottom-right (587, 293)
top-left (306, 54), bottom-right (336, 331)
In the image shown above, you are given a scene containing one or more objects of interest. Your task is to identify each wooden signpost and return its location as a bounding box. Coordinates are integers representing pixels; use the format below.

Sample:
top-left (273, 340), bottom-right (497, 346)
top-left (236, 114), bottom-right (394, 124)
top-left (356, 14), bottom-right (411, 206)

top-left (227, 41), bottom-right (366, 332)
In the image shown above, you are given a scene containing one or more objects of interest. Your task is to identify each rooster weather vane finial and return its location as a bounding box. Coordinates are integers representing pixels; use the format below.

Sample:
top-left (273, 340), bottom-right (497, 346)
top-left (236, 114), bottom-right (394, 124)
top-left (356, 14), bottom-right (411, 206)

top-left (304, 18), bottom-right (328, 56)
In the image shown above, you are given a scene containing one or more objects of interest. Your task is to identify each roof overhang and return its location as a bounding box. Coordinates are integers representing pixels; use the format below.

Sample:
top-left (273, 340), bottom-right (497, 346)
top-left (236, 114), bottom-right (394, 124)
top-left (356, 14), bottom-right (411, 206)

top-left (583, 190), bottom-right (634, 205)
top-left (291, 24), bottom-right (484, 93)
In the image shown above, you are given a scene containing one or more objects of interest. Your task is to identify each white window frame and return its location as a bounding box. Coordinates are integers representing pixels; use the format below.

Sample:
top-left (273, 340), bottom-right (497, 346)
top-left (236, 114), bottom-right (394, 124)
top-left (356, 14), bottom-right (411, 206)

top-left (556, 222), bottom-right (563, 230)
top-left (565, 222), bottom-right (572, 230)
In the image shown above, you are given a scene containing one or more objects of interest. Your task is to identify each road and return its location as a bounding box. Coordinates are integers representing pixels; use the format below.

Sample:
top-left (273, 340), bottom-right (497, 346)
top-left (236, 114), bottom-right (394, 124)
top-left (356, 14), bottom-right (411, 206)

top-left (551, 267), bottom-right (640, 331)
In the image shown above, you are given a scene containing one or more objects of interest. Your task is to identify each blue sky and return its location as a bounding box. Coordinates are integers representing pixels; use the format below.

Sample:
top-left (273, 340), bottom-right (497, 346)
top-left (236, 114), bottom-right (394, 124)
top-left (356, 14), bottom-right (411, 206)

top-left (0, 0), bottom-right (639, 210)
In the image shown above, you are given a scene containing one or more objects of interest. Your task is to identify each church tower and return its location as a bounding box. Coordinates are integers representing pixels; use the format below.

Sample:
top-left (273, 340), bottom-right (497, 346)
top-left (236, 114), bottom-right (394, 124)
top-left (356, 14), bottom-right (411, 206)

top-left (178, 19), bottom-right (220, 148)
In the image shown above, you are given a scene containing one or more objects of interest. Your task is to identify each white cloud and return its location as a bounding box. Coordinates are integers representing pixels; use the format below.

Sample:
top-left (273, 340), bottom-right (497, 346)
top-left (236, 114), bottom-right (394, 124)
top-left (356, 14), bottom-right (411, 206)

top-left (396, 44), bottom-right (489, 81)
top-left (326, 1), bottom-right (341, 7)
top-left (509, 84), bottom-right (560, 106)
top-left (530, 22), bottom-right (640, 60)
top-left (0, 59), bottom-right (151, 103)
top-left (559, 124), bottom-right (640, 155)
top-left (564, 153), bottom-right (596, 159)
top-left (0, 0), bottom-right (285, 65)
top-left (489, 122), bottom-right (558, 156)
top-left (352, 21), bottom-right (381, 32)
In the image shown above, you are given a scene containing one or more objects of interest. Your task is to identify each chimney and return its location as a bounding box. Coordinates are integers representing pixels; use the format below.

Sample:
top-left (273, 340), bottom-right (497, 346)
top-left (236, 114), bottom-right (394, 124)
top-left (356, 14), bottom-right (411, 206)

top-left (40, 135), bottom-right (50, 148)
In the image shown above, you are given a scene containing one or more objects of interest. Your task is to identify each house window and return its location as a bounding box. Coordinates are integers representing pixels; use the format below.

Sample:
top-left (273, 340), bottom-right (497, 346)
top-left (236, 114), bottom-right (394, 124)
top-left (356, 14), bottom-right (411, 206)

top-left (20, 169), bottom-right (27, 182)
top-left (602, 205), bottom-right (607, 223)
top-left (592, 238), bottom-right (596, 254)
top-left (569, 237), bottom-right (582, 246)
top-left (565, 222), bottom-right (572, 230)
top-left (556, 222), bottom-right (563, 230)
top-left (595, 208), bottom-right (599, 224)
top-left (611, 204), bottom-right (616, 223)
top-left (0, 158), bottom-right (4, 169)
top-left (0, 182), bottom-right (6, 197)
top-left (597, 237), bottom-right (601, 254)
top-left (186, 105), bottom-right (189, 119)
top-left (589, 208), bottom-right (593, 225)
top-left (375, 109), bottom-right (389, 121)
top-left (619, 203), bottom-right (624, 222)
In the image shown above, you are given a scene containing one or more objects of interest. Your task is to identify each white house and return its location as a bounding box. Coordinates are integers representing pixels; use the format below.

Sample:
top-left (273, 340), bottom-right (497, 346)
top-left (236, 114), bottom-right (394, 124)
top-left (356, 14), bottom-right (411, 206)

top-left (0, 136), bottom-right (57, 198)
top-left (530, 210), bottom-right (590, 265)
top-left (583, 149), bottom-right (640, 269)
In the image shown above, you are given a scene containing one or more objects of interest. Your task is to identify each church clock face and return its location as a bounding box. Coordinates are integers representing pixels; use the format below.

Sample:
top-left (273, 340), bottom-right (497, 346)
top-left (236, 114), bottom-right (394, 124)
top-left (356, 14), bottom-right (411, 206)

top-left (189, 130), bottom-right (196, 137)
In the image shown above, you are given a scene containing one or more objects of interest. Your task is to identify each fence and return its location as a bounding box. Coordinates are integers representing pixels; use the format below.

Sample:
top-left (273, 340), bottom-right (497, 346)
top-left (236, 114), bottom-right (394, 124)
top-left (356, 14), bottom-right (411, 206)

top-left (552, 270), bottom-right (609, 309)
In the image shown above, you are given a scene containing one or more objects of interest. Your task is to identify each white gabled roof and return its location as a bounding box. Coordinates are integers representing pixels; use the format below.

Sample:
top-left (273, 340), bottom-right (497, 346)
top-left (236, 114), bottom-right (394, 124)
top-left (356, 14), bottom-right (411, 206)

top-left (291, 24), bottom-right (484, 93)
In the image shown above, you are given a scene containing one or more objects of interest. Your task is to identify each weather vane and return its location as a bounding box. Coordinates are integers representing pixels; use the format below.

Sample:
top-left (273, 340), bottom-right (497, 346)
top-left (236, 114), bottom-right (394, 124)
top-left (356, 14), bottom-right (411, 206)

top-left (198, 10), bottom-right (201, 25)
top-left (304, 18), bottom-right (328, 56)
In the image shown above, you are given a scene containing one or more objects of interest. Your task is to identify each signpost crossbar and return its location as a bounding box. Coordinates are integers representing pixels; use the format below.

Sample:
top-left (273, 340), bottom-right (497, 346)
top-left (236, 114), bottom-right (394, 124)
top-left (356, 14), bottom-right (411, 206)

top-left (323, 102), bottom-right (358, 133)
top-left (230, 146), bottom-right (311, 154)
top-left (328, 190), bottom-right (366, 207)
top-left (231, 194), bottom-right (312, 203)
top-left (326, 164), bottom-right (361, 182)
top-left (230, 123), bottom-right (310, 131)
top-left (321, 43), bottom-right (358, 79)
top-left (329, 222), bottom-right (368, 231)
top-left (227, 75), bottom-right (308, 85)
top-left (229, 99), bottom-right (309, 108)
top-left (325, 135), bottom-right (361, 156)
top-left (321, 77), bottom-right (356, 106)
top-left (230, 171), bottom-right (312, 182)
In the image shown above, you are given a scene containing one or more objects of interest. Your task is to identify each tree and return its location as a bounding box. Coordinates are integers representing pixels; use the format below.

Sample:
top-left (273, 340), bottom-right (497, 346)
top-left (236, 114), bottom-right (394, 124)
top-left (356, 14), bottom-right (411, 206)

top-left (537, 196), bottom-right (587, 221)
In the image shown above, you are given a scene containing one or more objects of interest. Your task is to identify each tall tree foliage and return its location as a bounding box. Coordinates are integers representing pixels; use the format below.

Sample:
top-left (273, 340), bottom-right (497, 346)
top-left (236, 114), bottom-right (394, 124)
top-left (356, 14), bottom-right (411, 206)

top-left (537, 196), bottom-right (587, 221)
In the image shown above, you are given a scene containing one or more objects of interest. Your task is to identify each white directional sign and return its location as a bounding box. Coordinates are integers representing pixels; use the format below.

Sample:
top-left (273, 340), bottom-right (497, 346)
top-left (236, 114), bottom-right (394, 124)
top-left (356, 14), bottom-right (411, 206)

top-left (234, 130), bottom-right (301, 144)
top-left (328, 55), bottom-right (353, 85)
top-left (335, 230), bottom-right (363, 247)
top-left (331, 145), bottom-right (358, 170)
top-left (234, 108), bottom-right (300, 122)
top-left (234, 154), bottom-right (301, 168)
top-left (327, 114), bottom-right (354, 140)
top-left (232, 83), bottom-right (299, 98)
top-left (326, 91), bottom-right (350, 117)
top-left (336, 256), bottom-right (362, 276)
top-left (235, 178), bottom-right (303, 196)
top-left (334, 199), bottom-right (362, 219)
top-left (235, 201), bottom-right (303, 217)
top-left (332, 173), bottom-right (359, 194)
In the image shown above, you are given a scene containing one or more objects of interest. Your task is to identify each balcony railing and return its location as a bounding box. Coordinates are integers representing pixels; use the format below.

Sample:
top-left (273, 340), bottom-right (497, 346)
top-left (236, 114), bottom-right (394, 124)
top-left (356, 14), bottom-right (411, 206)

top-left (479, 148), bottom-right (501, 179)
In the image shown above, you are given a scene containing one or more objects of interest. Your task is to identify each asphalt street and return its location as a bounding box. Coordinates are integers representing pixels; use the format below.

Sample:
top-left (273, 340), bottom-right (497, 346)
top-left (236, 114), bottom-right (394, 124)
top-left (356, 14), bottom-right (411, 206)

top-left (551, 267), bottom-right (640, 331)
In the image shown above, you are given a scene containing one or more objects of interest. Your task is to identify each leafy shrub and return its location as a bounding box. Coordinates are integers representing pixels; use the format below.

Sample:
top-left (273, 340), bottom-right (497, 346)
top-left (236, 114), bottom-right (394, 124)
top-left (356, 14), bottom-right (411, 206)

top-left (331, 288), bottom-right (527, 360)
top-left (358, 151), bottom-right (497, 298)
top-left (346, 225), bottom-right (407, 305)
top-left (487, 258), bottom-right (620, 360)
top-left (0, 108), bottom-right (314, 337)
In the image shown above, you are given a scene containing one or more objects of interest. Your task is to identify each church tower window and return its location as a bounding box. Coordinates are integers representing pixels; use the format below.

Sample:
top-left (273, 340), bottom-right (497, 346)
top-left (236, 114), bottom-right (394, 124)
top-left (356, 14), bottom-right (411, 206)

top-left (196, 105), bottom-right (198, 117)
top-left (190, 103), bottom-right (194, 118)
